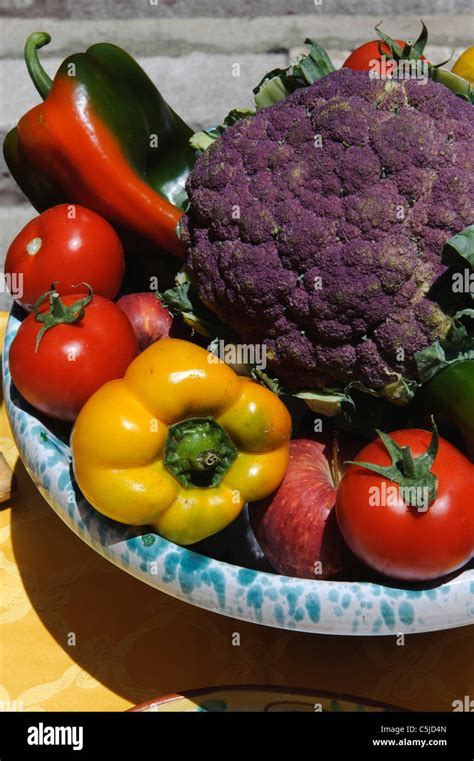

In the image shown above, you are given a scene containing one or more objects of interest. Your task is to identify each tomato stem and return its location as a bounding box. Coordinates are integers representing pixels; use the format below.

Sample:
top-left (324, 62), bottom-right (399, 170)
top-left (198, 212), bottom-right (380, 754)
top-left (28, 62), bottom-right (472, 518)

top-left (33, 283), bottom-right (93, 352)
top-left (346, 419), bottom-right (439, 511)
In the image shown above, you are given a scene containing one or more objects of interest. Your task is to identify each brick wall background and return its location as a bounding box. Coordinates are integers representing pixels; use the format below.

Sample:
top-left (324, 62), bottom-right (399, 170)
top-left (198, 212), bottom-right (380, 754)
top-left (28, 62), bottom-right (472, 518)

top-left (1, 0), bottom-right (472, 19)
top-left (0, 0), bottom-right (472, 307)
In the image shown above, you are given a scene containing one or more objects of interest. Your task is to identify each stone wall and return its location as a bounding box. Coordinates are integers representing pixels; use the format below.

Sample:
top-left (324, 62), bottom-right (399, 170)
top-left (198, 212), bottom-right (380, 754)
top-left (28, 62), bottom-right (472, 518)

top-left (1, 0), bottom-right (472, 19)
top-left (0, 1), bottom-right (471, 307)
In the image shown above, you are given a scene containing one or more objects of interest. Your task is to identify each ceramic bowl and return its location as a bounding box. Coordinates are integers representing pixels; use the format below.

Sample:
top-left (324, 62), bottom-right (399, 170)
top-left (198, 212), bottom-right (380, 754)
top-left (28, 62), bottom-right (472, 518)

top-left (4, 308), bottom-right (474, 635)
top-left (129, 685), bottom-right (407, 712)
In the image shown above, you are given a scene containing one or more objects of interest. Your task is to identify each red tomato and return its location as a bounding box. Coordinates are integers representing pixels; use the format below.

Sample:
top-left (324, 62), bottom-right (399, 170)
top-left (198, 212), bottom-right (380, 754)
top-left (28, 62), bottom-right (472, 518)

top-left (9, 292), bottom-right (137, 422)
top-left (336, 429), bottom-right (474, 581)
top-left (343, 40), bottom-right (426, 71)
top-left (343, 39), bottom-right (406, 70)
top-left (5, 204), bottom-right (125, 309)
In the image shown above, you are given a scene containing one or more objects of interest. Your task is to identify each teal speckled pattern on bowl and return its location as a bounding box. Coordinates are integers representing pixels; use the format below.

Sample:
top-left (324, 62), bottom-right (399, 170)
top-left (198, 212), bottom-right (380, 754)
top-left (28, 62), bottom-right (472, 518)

top-left (3, 311), bottom-right (474, 635)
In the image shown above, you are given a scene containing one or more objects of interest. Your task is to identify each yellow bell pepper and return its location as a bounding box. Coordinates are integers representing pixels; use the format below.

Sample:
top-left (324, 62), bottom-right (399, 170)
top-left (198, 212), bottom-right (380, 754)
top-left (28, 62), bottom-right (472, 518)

top-left (452, 46), bottom-right (474, 84)
top-left (71, 338), bottom-right (292, 545)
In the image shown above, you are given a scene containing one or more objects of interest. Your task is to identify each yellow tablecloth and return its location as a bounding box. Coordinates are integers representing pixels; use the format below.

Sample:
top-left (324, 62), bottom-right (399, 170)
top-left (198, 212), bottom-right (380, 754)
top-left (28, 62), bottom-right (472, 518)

top-left (0, 314), bottom-right (472, 712)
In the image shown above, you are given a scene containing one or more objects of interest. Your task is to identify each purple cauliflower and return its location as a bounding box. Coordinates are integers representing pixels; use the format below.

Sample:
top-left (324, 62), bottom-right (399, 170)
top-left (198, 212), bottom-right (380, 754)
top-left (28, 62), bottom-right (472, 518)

top-left (182, 69), bottom-right (474, 400)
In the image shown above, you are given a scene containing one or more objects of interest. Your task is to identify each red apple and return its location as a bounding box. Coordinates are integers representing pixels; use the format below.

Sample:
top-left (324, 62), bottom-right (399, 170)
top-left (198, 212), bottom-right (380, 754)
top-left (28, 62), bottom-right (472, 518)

top-left (250, 438), bottom-right (361, 580)
top-left (117, 293), bottom-right (173, 351)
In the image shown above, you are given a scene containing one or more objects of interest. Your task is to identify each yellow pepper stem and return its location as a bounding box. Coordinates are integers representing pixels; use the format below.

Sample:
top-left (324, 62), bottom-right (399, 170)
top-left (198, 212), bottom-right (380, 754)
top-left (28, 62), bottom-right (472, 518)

top-left (163, 417), bottom-right (237, 488)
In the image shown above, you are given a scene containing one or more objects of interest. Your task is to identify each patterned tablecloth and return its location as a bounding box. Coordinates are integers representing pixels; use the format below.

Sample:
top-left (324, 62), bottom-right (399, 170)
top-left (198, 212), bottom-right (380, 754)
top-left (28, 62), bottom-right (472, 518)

top-left (0, 313), bottom-right (472, 712)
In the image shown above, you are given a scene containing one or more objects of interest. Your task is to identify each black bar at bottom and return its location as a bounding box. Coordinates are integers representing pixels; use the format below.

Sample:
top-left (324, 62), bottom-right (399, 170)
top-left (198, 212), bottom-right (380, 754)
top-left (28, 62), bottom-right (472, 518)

top-left (0, 709), bottom-right (472, 759)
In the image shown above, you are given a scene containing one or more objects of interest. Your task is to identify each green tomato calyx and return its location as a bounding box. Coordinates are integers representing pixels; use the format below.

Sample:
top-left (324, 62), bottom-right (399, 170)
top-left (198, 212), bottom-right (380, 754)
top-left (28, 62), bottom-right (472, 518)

top-left (346, 419), bottom-right (439, 511)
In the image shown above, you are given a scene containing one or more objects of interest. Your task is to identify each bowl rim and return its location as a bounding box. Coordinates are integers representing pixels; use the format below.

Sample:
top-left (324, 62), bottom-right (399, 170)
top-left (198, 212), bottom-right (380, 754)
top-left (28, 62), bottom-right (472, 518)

top-left (128, 684), bottom-right (410, 712)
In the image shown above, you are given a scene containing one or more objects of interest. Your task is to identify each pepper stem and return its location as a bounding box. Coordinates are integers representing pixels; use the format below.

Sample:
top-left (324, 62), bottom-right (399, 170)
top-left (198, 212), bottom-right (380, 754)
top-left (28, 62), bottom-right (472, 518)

top-left (164, 418), bottom-right (237, 488)
top-left (191, 450), bottom-right (220, 471)
top-left (431, 67), bottom-right (474, 102)
top-left (25, 32), bottom-right (53, 100)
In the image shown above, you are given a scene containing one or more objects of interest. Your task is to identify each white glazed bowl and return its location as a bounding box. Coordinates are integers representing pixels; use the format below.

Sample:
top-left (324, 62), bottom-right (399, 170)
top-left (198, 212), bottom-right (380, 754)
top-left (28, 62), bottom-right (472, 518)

top-left (4, 308), bottom-right (474, 635)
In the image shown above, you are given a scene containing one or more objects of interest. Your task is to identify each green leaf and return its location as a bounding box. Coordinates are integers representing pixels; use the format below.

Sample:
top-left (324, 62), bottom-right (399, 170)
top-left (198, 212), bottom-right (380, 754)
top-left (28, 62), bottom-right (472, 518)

top-left (415, 309), bottom-right (474, 384)
top-left (253, 40), bottom-right (335, 110)
top-left (346, 375), bottom-right (417, 406)
top-left (157, 271), bottom-right (234, 339)
top-left (190, 108), bottom-right (255, 151)
top-left (189, 131), bottom-right (218, 152)
top-left (415, 342), bottom-right (446, 382)
top-left (253, 66), bottom-right (291, 95)
top-left (294, 388), bottom-right (351, 417)
top-left (254, 69), bottom-right (297, 109)
top-left (449, 309), bottom-right (474, 345)
top-left (158, 271), bottom-right (194, 313)
top-left (293, 372), bottom-right (418, 420)
top-left (442, 224), bottom-right (474, 269)
top-left (293, 39), bottom-right (335, 85)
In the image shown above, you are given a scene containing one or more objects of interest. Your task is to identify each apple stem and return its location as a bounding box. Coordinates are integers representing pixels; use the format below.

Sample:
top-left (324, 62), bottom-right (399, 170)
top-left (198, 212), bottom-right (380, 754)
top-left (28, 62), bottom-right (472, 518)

top-left (331, 433), bottom-right (343, 487)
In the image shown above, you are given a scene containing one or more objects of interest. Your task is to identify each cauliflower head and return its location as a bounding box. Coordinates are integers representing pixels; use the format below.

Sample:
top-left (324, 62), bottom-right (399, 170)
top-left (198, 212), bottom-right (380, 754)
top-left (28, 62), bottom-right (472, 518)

top-left (182, 69), bottom-right (474, 399)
